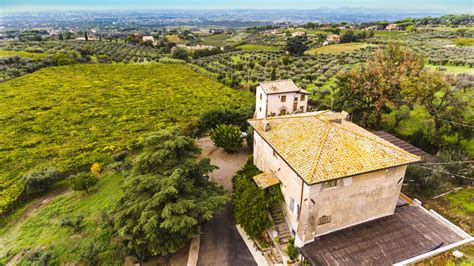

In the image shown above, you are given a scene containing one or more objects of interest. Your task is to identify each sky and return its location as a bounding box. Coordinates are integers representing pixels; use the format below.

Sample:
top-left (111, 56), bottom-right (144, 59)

top-left (2, 0), bottom-right (473, 12)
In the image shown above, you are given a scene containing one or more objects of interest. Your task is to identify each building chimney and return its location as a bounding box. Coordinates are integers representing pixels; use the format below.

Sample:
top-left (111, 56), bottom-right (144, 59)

top-left (264, 122), bottom-right (272, 132)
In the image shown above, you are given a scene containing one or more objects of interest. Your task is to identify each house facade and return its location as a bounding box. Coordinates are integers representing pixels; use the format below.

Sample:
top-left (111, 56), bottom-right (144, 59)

top-left (250, 83), bottom-right (421, 247)
top-left (249, 81), bottom-right (473, 265)
top-left (255, 80), bottom-right (309, 119)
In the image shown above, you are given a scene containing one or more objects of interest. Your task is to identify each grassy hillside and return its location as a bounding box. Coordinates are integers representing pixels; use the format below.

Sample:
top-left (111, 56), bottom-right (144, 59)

top-left (0, 63), bottom-right (253, 214)
top-left (0, 173), bottom-right (125, 264)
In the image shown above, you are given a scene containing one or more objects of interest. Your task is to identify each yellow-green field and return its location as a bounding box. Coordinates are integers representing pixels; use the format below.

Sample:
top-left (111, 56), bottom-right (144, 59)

top-left (165, 34), bottom-right (188, 44)
top-left (200, 34), bottom-right (232, 46)
top-left (306, 43), bottom-right (369, 55)
top-left (0, 50), bottom-right (49, 60)
top-left (425, 64), bottom-right (474, 75)
top-left (237, 44), bottom-right (280, 51)
top-left (0, 63), bottom-right (253, 214)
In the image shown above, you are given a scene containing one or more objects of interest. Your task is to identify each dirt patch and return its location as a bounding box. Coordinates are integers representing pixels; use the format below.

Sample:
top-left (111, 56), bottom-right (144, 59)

top-left (196, 137), bottom-right (249, 196)
top-left (16, 188), bottom-right (70, 225)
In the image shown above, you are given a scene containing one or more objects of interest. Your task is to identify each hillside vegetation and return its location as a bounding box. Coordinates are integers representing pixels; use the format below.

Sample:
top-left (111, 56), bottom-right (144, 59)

top-left (0, 63), bottom-right (253, 214)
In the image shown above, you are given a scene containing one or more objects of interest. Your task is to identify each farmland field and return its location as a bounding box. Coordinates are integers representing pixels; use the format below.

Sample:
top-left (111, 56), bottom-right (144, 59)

top-left (237, 44), bottom-right (280, 51)
top-left (200, 34), bottom-right (232, 46)
top-left (0, 50), bottom-right (49, 60)
top-left (0, 63), bottom-right (253, 214)
top-left (305, 43), bottom-right (369, 54)
top-left (425, 63), bottom-right (474, 74)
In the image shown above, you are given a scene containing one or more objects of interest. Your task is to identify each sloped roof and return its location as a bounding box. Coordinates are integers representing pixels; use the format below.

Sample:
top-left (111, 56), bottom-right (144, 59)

top-left (253, 172), bottom-right (280, 189)
top-left (259, 80), bottom-right (309, 94)
top-left (300, 204), bottom-right (466, 265)
top-left (248, 111), bottom-right (421, 184)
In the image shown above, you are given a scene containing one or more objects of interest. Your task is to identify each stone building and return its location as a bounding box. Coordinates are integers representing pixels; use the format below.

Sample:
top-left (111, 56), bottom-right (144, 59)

top-left (255, 80), bottom-right (309, 119)
top-left (249, 80), bottom-right (472, 265)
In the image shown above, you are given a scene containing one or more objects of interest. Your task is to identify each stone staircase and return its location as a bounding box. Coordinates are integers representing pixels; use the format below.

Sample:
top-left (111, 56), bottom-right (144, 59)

top-left (270, 202), bottom-right (292, 244)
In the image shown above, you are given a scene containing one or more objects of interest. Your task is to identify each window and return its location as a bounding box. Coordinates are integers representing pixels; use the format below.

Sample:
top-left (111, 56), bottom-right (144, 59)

top-left (281, 95), bottom-right (286, 102)
top-left (260, 93), bottom-right (262, 100)
top-left (300, 94), bottom-right (305, 101)
top-left (259, 107), bottom-right (262, 112)
top-left (318, 215), bottom-right (331, 225)
top-left (289, 197), bottom-right (295, 212)
top-left (326, 180), bottom-right (337, 188)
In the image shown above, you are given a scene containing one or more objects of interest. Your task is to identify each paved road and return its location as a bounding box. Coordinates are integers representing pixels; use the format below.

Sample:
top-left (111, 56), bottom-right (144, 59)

top-left (197, 202), bottom-right (257, 266)
top-left (196, 138), bottom-right (256, 266)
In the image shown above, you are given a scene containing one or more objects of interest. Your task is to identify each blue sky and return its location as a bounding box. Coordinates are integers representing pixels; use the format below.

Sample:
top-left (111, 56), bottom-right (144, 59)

top-left (2, 0), bottom-right (473, 12)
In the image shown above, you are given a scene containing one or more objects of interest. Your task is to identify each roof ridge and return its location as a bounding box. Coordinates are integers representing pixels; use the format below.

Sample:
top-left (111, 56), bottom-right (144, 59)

top-left (249, 111), bottom-right (330, 122)
top-left (307, 121), bottom-right (333, 183)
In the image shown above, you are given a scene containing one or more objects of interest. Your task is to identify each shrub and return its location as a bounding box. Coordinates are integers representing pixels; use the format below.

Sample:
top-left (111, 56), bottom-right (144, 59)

top-left (210, 124), bottom-right (243, 153)
top-left (90, 162), bottom-right (102, 176)
top-left (196, 109), bottom-right (251, 137)
top-left (287, 237), bottom-right (299, 261)
top-left (22, 167), bottom-right (62, 194)
top-left (25, 249), bottom-right (52, 266)
top-left (80, 242), bottom-right (101, 266)
top-left (112, 151), bottom-right (128, 162)
top-left (60, 215), bottom-right (84, 233)
top-left (70, 173), bottom-right (99, 194)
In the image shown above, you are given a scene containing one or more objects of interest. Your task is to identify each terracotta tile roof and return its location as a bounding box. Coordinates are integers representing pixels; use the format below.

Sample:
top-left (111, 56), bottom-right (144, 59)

top-left (259, 80), bottom-right (309, 94)
top-left (253, 172), bottom-right (280, 189)
top-left (248, 111), bottom-right (421, 184)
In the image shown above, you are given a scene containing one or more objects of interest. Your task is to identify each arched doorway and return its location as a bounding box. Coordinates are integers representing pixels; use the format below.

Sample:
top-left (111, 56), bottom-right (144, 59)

top-left (279, 108), bottom-right (287, 116)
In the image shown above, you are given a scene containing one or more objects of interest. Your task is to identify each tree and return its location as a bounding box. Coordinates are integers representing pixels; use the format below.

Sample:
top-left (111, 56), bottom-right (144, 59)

top-left (401, 71), bottom-right (467, 136)
top-left (196, 109), bottom-right (251, 137)
top-left (270, 68), bottom-right (277, 81)
top-left (70, 173), bottom-right (99, 194)
top-left (172, 48), bottom-right (190, 61)
top-left (334, 43), bottom-right (424, 128)
top-left (22, 167), bottom-right (61, 194)
top-left (114, 127), bottom-right (225, 261)
top-left (210, 124), bottom-right (243, 153)
top-left (286, 37), bottom-right (308, 56)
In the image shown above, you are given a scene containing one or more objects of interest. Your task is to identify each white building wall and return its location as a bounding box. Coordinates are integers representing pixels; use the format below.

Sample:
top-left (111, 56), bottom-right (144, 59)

top-left (296, 165), bottom-right (408, 245)
top-left (255, 85), bottom-right (308, 119)
top-left (255, 86), bottom-right (268, 119)
top-left (253, 131), bottom-right (303, 232)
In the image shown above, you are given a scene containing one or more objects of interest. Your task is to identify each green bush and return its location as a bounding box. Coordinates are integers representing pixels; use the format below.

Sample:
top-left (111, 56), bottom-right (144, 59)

top-left (210, 124), bottom-right (243, 153)
top-left (287, 237), bottom-right (299, 261)
top-left (232, 157), bottom-right (282, 243)
top-left (196, 109), bottom-right (252, 137)
top-left (80, 242), bottom-right (101, 266)
top-left (22, 167), bottom-right (62, 194)
top-left (25, 249), bottom-right (52, 266)
top-left (60, 215), bottom-right (84, 233)
top-left (70, 173), bottom-right (99, 194)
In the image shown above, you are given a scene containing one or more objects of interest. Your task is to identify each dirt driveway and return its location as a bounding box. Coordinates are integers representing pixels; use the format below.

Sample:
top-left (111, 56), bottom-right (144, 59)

top-left (196, 137), bottom-right (249, 195)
